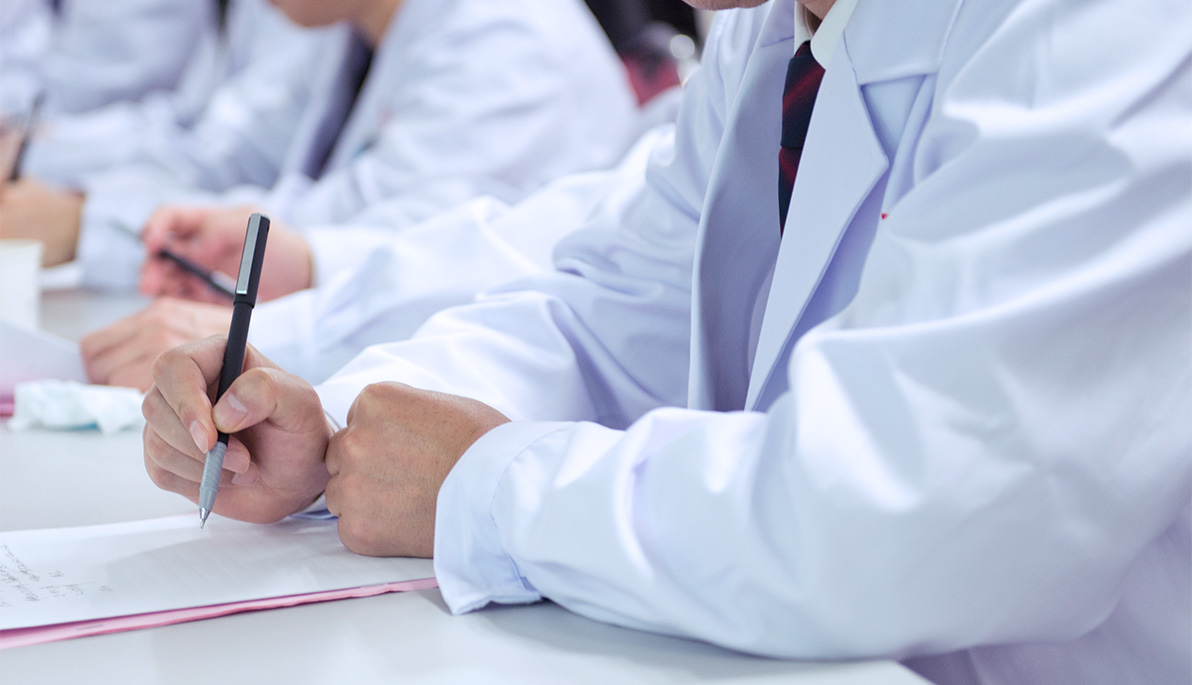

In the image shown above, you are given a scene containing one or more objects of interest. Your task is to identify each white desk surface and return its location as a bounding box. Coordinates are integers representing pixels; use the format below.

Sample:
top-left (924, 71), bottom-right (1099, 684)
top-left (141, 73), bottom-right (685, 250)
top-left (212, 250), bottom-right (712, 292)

top-left (0, 289), bottom-right (927, 685)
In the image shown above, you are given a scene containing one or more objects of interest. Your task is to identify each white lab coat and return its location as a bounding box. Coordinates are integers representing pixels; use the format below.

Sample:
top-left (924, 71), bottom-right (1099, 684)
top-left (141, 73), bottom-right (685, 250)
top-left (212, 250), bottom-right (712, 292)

top-left (248, 126), bottom-right (671, 385)
top-left (23, 0), bottom-right (322, 188)
top-left (317, 0), bottom-right (1192, 682)
top-left (38, 0), bottom-right (213, 115)
top-left (0, 0), bottom-right (51, 114)
top-left (75, 0), bottom-right (640, 291)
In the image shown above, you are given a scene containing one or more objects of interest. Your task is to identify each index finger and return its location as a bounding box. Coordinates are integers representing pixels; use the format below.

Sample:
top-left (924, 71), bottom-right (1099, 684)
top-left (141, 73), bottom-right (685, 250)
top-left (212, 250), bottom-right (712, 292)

top-left (150, 336), bottom-right (229, 453)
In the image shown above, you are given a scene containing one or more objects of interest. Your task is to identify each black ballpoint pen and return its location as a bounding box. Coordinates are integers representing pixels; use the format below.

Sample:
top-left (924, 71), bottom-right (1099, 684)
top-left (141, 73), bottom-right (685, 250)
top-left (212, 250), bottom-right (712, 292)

top-left (112, 221), bottom-right (237, 300)
top-left (198, 213), bottom-right (270, 528)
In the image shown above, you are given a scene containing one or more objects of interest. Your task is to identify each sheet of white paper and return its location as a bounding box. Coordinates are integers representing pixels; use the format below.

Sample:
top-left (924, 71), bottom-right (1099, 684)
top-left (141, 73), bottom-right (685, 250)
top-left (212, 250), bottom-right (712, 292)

top-left (0, 321), bottom-right (87, 397)
top-left (0, 514), bottom-right (434, 630)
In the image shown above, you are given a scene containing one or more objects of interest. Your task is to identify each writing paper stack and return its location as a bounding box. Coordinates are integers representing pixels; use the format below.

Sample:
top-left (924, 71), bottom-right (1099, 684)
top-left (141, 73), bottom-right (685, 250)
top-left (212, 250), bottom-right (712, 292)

top-left (0, 515), bottom-right (436, 648)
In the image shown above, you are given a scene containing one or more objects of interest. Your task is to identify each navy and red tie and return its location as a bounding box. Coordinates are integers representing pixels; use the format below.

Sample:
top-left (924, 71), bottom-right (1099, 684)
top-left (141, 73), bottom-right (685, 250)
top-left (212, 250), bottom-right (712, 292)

top-left (778, 41), bottom-right (825, 234)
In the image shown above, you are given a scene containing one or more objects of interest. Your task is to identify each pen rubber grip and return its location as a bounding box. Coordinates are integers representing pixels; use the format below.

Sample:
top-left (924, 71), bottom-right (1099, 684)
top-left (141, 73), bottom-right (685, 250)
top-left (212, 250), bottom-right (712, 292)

top-left (199, 441), bottom-right (228, 514)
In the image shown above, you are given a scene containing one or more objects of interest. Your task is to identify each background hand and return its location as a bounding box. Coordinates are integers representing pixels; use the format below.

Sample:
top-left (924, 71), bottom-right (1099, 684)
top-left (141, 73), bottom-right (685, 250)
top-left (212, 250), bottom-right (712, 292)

top-left (325, 382), bottom-right (510, 557)
top-left (81, 297), bottom-right (232, 391)
top-left (0, 179), bottom-right (84, 265)
top-left (142, 337), bottom-right (332, 524)
top-left (139, 204), bottom-right (314, 303)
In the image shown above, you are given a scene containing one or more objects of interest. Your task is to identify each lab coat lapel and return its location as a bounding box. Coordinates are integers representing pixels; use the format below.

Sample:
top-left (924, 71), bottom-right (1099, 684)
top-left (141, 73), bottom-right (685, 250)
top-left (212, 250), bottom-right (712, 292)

top-left (744, 0), bottom-right (961, 410)
top-left (689, 6), bottom-right (799, 412)
top-left (744, 45), bottom-right (887, 409)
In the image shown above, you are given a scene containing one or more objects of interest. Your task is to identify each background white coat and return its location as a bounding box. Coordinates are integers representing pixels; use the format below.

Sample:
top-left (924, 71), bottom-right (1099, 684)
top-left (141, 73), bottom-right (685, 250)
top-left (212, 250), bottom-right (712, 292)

top-left (249, 126), bottom-right (672, 384)
top-left (22, 0), bottom-right (324, 189)
top-left (74, 0), bottom-right (641, 291)
top-left (2, 0), bottom-right (214, 116)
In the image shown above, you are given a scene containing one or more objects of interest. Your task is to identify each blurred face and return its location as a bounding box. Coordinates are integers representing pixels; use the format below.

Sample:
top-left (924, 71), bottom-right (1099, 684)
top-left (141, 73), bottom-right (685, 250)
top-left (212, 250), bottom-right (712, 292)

top-left (268, 0), bottom-right (362, 27)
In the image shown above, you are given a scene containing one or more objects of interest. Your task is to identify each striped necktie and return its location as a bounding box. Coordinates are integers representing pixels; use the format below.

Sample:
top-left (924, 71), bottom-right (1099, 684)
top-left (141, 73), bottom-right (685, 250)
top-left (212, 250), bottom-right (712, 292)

top-left (778, 41), bottom-right (825, 234)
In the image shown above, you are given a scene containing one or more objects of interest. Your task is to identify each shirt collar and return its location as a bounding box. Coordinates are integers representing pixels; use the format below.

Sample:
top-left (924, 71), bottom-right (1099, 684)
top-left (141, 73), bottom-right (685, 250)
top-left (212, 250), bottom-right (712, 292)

top-left (805, 0), bottom-right (860, 66)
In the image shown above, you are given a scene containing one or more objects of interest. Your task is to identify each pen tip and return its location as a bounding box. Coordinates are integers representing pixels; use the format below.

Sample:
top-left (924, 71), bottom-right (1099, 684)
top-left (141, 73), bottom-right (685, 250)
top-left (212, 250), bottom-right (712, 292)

top-left (199, 508), bottom-right (209, 529)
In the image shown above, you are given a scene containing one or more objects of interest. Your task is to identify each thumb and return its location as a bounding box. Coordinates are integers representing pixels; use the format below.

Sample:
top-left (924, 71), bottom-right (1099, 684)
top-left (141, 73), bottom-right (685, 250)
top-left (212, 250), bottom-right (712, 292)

top-left (212, 365), bottom-right (325, 438)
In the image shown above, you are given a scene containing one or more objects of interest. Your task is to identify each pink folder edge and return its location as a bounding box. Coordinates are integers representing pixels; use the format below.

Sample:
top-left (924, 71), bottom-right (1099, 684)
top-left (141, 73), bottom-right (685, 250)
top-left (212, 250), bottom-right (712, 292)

top-left (0, 577), bottom-right (438, 649)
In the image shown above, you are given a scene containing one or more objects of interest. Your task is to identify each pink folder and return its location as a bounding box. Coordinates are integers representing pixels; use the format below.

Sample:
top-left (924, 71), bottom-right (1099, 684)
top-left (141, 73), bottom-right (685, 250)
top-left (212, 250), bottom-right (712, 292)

top-left (0, 577), bottom-right (438, 649)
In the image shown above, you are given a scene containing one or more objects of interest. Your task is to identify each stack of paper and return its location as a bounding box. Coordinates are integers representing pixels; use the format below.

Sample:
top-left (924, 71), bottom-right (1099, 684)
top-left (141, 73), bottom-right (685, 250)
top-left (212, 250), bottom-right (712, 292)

top-left (0, 321), bottom-right (87, 415)
top-left (0, 514), bottom-right (436, 648)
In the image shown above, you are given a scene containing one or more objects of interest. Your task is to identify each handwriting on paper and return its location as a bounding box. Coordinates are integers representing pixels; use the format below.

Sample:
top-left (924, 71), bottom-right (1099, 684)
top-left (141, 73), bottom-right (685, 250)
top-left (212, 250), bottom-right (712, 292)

top-left (0, 544), bottom-right (112, 607)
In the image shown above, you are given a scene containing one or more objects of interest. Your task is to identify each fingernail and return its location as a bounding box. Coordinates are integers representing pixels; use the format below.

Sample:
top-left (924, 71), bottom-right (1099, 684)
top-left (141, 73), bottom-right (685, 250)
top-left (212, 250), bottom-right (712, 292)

top-left (214, 393), bottom-right (247, 429)
top-left (189, 421), bottom-right (208, 452)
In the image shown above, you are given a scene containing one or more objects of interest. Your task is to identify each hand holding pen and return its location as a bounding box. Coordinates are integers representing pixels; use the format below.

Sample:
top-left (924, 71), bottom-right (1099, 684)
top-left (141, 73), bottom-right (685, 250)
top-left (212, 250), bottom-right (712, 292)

top-left (141, 305), bottom-right (333, 525)
top-left (112, 219), bottom-right (237, 300)
top-left (140, 212), bottom-right (331, 525)
top-left (199, 212), bottom-right (270, 527)
top-left (138, 204), bottom-right (314, 304)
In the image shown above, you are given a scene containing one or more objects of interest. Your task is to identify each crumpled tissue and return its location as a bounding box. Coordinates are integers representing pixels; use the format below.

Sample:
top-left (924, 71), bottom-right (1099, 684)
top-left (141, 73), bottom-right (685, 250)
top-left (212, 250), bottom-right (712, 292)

top-left (8, 380), bottom-right (145, 435)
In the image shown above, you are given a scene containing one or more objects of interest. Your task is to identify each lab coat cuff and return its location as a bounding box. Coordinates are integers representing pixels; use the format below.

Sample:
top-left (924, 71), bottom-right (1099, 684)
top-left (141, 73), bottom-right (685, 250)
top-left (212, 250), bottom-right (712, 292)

top-left (76, 186), bottom-right (151, 290)
top-left (434, 420), bottom-right (571, 615)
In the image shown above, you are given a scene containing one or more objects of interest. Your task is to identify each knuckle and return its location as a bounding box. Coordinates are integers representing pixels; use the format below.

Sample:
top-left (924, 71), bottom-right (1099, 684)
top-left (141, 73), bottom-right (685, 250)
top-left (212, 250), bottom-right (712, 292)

top-left (150, 346), bottom-right (181, 380)
top-left (141, 389), bottom-right (163, 423)
top-left (144, 462), bottom-right (169, 489)
top-left (240, 367), bottom-right (279, 405)
top-left (358, 382), bottom-right (386, 405)
top-left (337, 516), bottom-right (379, 556)
top-left (359, 381), bottom-right (405, 410)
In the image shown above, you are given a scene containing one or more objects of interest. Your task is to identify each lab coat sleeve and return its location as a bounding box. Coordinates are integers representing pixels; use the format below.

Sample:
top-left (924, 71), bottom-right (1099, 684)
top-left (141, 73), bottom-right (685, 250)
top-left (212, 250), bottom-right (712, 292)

top-left (251, 127), bottom-right (670, 385)
top-left (40, 0), bottom-right (212, 115)
top-left (289, 0), bottom-right (640, 280)
top-left (432, 1), bottom-right (1192, 660)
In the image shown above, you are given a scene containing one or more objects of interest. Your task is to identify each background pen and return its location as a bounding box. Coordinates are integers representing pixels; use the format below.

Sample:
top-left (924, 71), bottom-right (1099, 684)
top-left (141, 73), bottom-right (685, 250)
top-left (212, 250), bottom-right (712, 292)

top-left (198, 213), bottom-right (270, 528)
top-left (7, 92), bottom-right (42, 182)
top-left (158, 249), bottom-right (237, 299)
top-left (112, 221), bottom-right (237, 299)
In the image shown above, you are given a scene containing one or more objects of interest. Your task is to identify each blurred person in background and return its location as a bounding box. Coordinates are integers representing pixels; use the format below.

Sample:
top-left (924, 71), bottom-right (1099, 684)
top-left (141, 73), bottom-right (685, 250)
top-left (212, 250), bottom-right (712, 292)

top-left (80, 125), bottom-right (672, 390)
top-left (19, 0), bottom-right (325, 191)
top-left (0, 0), bottom-right (640, 289)
top-left (77, 0), bottom-right (698, 392)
